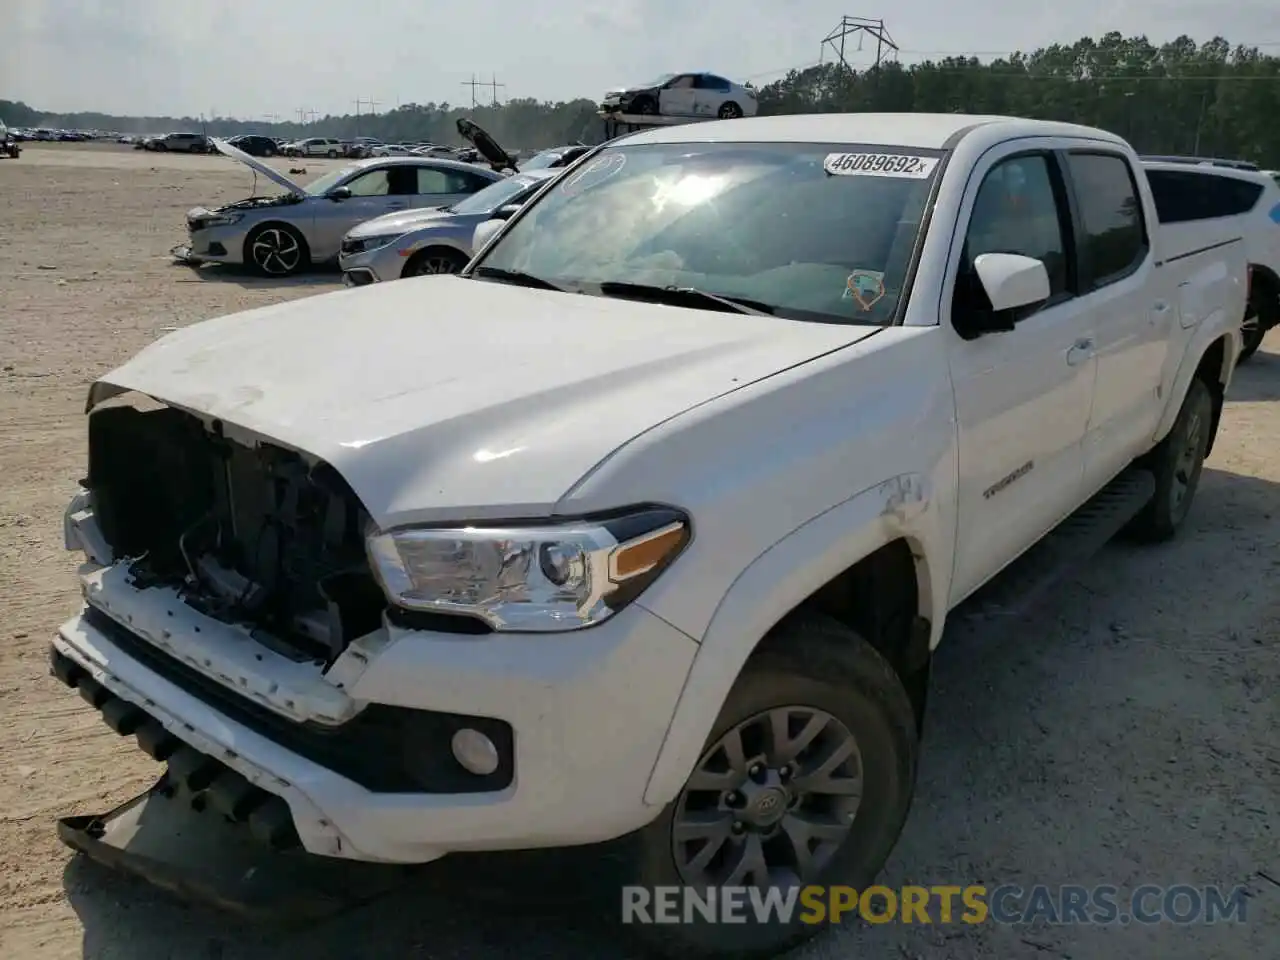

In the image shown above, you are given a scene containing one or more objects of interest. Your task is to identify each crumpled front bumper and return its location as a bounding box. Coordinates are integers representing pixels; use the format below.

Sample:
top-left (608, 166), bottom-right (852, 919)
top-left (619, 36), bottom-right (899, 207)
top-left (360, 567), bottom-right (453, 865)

top-left (55, 510), bottom-right (700, 864)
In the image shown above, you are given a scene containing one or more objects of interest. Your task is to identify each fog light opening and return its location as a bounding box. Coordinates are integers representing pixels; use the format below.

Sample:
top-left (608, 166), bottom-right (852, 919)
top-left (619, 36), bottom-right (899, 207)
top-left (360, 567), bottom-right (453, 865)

top-left (451, 727), bottom-right (500, 776)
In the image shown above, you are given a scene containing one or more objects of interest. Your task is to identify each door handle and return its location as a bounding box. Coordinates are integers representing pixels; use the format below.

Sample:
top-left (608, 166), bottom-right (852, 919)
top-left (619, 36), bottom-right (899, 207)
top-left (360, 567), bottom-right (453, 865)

top-left (1066, 337), bottom-right (1094, 366)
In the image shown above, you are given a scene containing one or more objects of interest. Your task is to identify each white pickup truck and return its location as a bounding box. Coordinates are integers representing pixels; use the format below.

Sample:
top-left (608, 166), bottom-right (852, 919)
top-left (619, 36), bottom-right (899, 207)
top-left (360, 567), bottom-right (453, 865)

top-left (53, 113), bottom-right (1245, 957)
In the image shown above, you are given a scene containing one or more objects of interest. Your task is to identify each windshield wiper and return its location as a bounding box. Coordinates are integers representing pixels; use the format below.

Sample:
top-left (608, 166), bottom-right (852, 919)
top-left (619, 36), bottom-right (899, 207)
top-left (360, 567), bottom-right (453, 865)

top-left (471, 266), bottom-right (564, 291)
top-left (596, 282), bottom-right (776, 316)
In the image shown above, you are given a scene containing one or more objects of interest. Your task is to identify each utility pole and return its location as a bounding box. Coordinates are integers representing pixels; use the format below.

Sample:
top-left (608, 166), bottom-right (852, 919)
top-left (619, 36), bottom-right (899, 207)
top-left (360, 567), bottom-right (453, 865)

top-left (461, 75), bottom-right (483, 108)
top-left (353, 98), bottom-right (381, 134)
top-left (486, 74), bottom-right (506, 106)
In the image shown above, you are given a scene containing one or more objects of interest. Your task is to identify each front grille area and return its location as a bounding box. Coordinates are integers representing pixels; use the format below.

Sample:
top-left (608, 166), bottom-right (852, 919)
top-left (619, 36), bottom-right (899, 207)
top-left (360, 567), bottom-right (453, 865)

top-left (63, 607), bottom-right (515, 795)
top-left (87, 399), bottom-right (385, 664)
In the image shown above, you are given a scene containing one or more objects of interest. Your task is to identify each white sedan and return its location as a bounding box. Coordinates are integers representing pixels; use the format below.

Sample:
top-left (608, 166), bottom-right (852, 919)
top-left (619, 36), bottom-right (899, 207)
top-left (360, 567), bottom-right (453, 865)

top-left (370, 144), bottom-right (413, 157)
top-left (601, 71), bottom-right (758, 119)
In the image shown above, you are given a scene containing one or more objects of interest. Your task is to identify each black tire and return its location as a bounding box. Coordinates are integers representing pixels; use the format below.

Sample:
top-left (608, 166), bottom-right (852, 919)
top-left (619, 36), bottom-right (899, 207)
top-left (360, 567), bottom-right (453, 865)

top-left (622, 612), bottom-right (919, 959)
top-left (632, 95), bottom-right (658, 115)
top-left (1129, 377), bottom-right (1214, 542)
top-left (327, 149), bottom-right (339, 159)
top-left (718, 101), bottom-right (744, 119)
top-left (1238, 292), bottom-right (1273, 362)
top-left (243, 223), bottom-right (310, 277)
top-left (402, 247), bottom-right (469, 279)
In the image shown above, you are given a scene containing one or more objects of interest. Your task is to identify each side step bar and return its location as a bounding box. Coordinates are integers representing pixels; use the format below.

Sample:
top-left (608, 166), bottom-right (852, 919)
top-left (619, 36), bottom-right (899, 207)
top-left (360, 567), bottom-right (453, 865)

top-left (946, 468), bottom-right (1156, 642)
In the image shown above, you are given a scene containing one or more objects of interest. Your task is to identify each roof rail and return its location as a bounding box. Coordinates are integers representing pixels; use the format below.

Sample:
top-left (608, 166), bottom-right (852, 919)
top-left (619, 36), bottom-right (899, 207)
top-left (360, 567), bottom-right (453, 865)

top-left (1140, 154), bottom-right (1260, 172)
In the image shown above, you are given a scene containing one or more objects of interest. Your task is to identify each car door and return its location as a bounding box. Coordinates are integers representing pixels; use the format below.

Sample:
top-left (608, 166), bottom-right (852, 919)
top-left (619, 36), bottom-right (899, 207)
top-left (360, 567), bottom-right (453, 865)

top-left (416, 166), bottom-right (495, 209)
top-left (659, 75), bottom-right (697, 116)
top-left (946, 145), bottom-right (1098, 605)
top-left (1061, 151), bottom-right (1169, 495)
top-left (693, 74), bottom-right (731, 116)
top-left (310, 166), bottom-right (404, 260)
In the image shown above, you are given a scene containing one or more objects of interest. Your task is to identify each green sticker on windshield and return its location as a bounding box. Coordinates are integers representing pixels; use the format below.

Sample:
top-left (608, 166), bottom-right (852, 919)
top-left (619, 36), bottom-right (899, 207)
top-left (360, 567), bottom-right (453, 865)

top-left (844, 270), bottom-right (886, 311)
top-left (561, 153), bottom-right (626, 196)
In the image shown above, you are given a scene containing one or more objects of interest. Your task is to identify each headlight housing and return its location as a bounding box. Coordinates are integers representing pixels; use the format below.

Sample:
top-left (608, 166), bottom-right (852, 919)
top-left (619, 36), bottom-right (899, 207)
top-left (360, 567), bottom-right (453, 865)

top-left (366, 507), bottom-right (689, 632)
top-left (345, 233), bottom-right (404, 255)
top-left (198, 212), bottom-right (243, 228)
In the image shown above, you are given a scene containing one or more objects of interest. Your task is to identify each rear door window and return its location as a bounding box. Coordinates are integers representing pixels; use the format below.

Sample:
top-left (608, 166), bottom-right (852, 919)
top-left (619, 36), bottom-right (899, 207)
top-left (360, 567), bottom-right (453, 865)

top-left (1065, 152), bottom-right (1149, 289)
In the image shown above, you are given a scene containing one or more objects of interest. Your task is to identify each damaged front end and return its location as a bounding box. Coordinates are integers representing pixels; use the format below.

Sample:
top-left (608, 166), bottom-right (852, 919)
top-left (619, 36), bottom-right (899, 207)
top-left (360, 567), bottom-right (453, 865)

top-left (78, 392), bottom-right (387, 668)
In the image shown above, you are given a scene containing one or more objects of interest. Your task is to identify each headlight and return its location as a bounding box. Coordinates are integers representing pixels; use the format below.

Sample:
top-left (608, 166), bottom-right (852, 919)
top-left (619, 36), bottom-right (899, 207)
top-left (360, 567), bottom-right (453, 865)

top-left (198, 212), bottom-right (243, 228)
top-left (346, 233), bottom-right (404, 254)
top-left (366, 507), bottom-right (690, 632)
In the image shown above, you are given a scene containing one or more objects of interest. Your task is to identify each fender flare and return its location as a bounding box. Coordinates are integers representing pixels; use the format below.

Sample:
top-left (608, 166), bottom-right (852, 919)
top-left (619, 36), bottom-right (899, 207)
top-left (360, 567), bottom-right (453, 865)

top-left (1151, 309), bottom-right (1239, 447)
top-left (641, 473), bottom-right (940, 807)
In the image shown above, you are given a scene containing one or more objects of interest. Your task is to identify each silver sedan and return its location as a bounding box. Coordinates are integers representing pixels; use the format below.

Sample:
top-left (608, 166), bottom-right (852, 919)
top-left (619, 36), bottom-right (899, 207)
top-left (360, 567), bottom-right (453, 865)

top-left (339, 169), bottom-right (559, 285)
top-left (174, 140), bottom-right (505, 276)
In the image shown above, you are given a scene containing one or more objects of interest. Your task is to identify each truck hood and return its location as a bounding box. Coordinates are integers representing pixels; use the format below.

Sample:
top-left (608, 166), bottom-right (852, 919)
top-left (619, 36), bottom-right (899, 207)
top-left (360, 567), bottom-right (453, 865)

top-left (346, 206), bottom-right (455, 238)
top-left (90, 278), bottom-right (877, 528)
top-left (211, 137), bottom-right (307, 198)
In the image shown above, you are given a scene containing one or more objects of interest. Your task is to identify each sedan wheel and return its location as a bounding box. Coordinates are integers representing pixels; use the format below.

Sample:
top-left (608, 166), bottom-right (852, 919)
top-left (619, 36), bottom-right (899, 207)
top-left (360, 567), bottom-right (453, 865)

top-left (248, 226), bottom-right (305, 276)
top-left (404, 249), bottom-right (467, 277)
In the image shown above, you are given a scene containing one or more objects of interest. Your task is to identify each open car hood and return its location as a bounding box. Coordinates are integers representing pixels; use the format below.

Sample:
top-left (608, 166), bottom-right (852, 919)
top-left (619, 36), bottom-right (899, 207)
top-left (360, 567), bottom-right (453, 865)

top-left (456, 118), bottom-right (515, 172)
top-left (211, 138), bottom-right (307, 198)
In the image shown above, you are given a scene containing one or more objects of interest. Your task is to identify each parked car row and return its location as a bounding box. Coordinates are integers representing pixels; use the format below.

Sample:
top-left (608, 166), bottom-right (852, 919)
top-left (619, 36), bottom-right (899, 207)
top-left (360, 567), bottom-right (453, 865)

top-left (172, 119), bottom-right (598, 279)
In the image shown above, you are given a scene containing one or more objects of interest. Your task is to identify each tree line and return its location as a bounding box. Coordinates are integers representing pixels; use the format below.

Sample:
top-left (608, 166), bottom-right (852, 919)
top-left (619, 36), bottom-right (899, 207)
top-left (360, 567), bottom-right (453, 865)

top-left (3, 33), bottom-right (1277, 162)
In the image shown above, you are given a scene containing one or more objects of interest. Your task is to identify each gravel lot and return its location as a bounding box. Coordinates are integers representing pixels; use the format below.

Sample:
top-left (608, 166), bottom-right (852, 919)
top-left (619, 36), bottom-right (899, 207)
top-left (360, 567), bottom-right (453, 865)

top-left (1, 142), bottom-right (1277, 960)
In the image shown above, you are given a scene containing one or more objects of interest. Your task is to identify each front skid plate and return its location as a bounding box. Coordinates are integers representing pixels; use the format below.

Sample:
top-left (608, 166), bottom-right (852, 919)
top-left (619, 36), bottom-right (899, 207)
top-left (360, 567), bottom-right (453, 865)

top-left (57, 776), bottom-right (418, 924)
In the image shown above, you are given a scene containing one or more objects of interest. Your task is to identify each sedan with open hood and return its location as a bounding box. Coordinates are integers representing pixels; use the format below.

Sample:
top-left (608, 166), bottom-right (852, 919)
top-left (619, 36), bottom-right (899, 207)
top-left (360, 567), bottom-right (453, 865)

top-left (338, 168), bottom-right (560, 284)
top-left (173, 139), bottom-right (504, 276)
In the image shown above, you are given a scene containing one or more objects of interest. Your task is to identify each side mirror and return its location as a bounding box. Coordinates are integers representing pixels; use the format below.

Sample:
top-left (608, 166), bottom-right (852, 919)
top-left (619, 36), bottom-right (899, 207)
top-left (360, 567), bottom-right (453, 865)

top-left (471, 218), bottom-right (505, 253)
top-left (975, 252), bottom-right (1050, 313)
top-left (490, 203), bottom-right (522, 221)
top-left (327, 186), bottom-right (352, 202)
top-left (954, 253), bottom-right (1051, 338)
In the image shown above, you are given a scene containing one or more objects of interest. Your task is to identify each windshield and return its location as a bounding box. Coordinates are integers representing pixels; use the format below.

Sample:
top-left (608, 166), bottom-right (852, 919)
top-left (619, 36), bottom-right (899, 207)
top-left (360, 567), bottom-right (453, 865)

top-left (521, 150), bottom-right (565, 171)
top-left (473, 141), bottom-right (943, 325)
top-left (304, 165), bottom-right (358, 196)
top-left (450, 175), bottom-right (543, 215)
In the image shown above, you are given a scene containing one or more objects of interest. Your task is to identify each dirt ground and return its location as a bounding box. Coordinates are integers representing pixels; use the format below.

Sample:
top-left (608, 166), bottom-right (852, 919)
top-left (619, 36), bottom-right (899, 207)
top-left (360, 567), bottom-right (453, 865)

top-left (0, 142), bottom-right (1277, 960)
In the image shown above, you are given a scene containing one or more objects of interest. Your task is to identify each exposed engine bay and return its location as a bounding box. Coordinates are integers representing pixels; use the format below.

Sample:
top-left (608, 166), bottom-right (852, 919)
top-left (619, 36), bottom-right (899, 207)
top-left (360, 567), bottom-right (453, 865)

top-left (186, 194), bottom-right (300, 230)
top-left (86, 396), bottom-right (386, 665)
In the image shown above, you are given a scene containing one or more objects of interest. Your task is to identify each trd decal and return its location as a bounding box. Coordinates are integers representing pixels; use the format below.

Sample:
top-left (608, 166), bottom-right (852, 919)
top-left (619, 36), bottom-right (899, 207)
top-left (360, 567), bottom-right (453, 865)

top-left (983, 460), bottom-right (1034, 500)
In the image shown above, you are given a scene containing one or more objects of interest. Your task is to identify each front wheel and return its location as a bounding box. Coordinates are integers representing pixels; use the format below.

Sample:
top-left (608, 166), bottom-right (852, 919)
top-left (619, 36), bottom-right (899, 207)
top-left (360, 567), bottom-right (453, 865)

top-left (632, 95), bottom-right (658, 115)
top-left (244, 223), bottom-right (309, 277)
top-left (327, 149), bottom-right (338, 158)
top-left (623, 613), bottom-right (919, 959)
top-left (1129, 377), bottom-right (1214, 542)
top-left (718, 101), bottom-right (744, 119)
top-left (402, 247), bottom-right (469, 278)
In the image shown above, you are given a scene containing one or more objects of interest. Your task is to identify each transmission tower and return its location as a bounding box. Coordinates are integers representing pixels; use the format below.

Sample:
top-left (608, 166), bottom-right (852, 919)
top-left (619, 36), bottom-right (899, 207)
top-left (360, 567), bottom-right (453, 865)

top-left (820, 16), bottom-right (898, 77)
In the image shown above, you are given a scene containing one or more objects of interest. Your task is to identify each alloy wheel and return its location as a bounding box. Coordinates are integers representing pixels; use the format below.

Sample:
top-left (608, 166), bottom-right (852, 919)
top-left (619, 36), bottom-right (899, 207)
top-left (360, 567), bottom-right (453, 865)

top-left (251, 229), bottom-right (302, 275)
top-left (408, 254), bottom-right (462, 277)
top-left (671, 706), bottom-right (862, 889)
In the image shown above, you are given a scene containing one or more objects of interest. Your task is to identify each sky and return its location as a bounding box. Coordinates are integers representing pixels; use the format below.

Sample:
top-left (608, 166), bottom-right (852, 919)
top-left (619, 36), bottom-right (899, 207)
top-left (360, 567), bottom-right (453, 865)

top-left (3, 0), bottom-right (1278, 119)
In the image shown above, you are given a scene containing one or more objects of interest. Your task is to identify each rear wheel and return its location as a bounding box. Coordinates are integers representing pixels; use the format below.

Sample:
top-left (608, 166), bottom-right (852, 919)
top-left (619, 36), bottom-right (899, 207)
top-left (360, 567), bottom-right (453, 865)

top-left (402, 247), bottom-right (468, 278)
top-left (1239, 289), bottom-right (1275, 362)
top-left (1129, 377), bottom-right (1213, 542)
top-left (244, 223), bottom-right (309, 277)
top-left (623, 613), bottom-right (918, 959)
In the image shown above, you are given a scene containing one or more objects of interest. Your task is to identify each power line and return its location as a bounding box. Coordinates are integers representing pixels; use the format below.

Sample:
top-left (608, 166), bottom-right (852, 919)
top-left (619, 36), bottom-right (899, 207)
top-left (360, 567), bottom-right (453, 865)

top-left (461, 74), bottom-right (505, 108)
